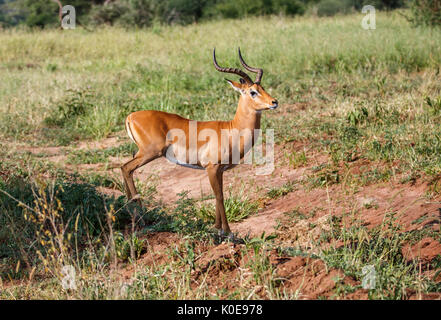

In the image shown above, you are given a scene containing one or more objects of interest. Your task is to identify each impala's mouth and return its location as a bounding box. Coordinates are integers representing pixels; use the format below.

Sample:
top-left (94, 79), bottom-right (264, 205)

top-left (269, 104), bottom-right (278, 110)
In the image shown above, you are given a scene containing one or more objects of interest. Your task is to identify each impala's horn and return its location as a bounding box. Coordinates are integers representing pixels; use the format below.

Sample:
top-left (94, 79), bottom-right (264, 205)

top-left (52, 0), bottom-right (63, 23)
top-left (213, 48), bottom-right (253, 84)
top-left (238, 47), bottom-right (263, 84)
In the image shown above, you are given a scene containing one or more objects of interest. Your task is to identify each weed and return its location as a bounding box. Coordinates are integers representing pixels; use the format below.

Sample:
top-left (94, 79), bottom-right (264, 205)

top-left (319, 212), bottom-right (435, 299)
top-left (44, 88), bottom-right (95, 134)
top-left (67, 143), bottom-right (137, 165)
top-left (114, 232), bottom-right (147, 262)
top-left (197, 188), bottom-right (259, 223)
top-left (284, 149), bottom-right (308, 168)
top-left (425, 96), bottom-right (441, 116)
top-left (307, 164), bottom-right (340, 188)
top-left (347, 106), bottom-right (369, 126)
top-left (266, 181), bottom-right (297, 199)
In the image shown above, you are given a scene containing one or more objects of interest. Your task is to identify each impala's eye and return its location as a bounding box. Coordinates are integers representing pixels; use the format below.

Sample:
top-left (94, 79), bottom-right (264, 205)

top-left (250, 91), bottom-right (258, 98)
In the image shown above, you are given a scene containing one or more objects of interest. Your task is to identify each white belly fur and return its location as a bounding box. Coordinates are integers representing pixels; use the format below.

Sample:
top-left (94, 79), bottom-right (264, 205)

top-left (165, 145), bottom-right (205, 170)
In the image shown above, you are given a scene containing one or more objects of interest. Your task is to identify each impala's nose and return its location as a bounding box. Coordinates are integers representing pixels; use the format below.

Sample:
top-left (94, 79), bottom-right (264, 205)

top-left (270, 100), bottom-right (278, 109)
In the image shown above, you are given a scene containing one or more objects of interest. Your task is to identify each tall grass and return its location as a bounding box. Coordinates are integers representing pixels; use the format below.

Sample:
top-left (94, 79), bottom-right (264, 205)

top-left (0, 12), bottom-right (440, 144)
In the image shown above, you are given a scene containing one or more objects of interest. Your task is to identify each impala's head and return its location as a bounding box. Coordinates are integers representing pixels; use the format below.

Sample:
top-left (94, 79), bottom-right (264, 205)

top-left (213, 48), bottom-right (278, 112)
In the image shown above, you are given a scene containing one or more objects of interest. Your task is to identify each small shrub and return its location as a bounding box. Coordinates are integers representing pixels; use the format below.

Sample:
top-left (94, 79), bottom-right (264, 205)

top-left (197, 188), bottom-right (259, 223)
top-left (166, 192), bottom-right (212, 238)
top-left (425, 96), bottom-right (441, 116)
top-left (317, 0), bottom-right (353, 17)
top-left (307, 164), bottom-right (340, 188)
top-left (269, 0), bottom-right (306, 15)
top-left (89, 2), bottom-right (129, 26)
top-left (347, 106), bottom-right (369, 126)
top-left (266, 181), bottom-right (296, 199)
top-left (44, 88), bottom-right (94, 128)
top-left (114, 232), bottom-right (147, 261)
top-left (409, 0), bottom-right (441, 27)
top-left (208, 0), bottom-right (305, 19)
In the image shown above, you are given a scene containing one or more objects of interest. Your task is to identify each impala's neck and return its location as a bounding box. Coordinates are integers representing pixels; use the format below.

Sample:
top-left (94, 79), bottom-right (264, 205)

top-left (230, 96), bottom-right (261, 132)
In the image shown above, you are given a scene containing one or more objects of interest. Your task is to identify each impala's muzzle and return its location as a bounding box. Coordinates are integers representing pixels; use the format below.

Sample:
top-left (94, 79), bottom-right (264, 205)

top-left (269, 100), bottom-right (278, 110)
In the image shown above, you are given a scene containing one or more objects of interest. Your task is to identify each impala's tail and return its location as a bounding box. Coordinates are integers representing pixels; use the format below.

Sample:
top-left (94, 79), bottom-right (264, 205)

top-left (125, 117), bottom-right (138, 158)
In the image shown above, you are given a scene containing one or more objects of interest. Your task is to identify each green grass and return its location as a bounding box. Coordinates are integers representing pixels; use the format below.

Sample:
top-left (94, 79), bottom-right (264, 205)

top-left (318, 212), bottom-right (434, 299)
top-left (66, 143), bottom-right (137, 164)
top-left (1, 12), bottom-right (441, 143)
top-left (266, 181), bottom-right (297, 199)
top-left (1, 12), bottom-right (441, 179)
top-left (197, 187), bottom-right (260, 223)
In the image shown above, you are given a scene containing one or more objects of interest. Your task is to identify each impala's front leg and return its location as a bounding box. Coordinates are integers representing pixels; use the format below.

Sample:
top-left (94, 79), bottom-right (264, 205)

top-left (206, 164), bottom-right (231, 234)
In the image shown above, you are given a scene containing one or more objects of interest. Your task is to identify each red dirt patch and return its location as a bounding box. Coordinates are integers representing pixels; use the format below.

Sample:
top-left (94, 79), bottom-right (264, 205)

top-left (402, 237), bottom-right (441, 264)
top-left (272, 255), bottom-right (366, 299)
top-left (76, 136), bottom-right (123, 150)
top-left (197, 242), bottom-right (241, 273)
top-left (139, 231), bottom-right (181, 266)
top-left (121, 232), bottom-right (181, 280)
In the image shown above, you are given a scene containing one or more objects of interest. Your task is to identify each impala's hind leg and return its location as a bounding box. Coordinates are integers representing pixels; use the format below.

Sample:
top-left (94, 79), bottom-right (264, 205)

top-left (121, 149), bottom-right (160, 204)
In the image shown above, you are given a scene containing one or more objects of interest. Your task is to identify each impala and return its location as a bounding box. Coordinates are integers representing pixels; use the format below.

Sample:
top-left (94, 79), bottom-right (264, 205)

top-left (121, 48), bottom-right (278, 235)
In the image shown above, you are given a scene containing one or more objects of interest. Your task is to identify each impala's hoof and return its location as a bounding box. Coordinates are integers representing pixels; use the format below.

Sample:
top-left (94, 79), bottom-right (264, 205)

top-left (214, 229), bottom-right (228, 244)
top-left (216, 230), bottom-right (244, 244)
top-left (218, 229), bottom-right (227, 237)
top-left (228, 233), bottom-right (245, 244)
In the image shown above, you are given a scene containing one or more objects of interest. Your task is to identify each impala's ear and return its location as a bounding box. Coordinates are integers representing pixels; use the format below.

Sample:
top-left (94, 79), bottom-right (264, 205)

top-left (226, 79), bottom-right (245, 93)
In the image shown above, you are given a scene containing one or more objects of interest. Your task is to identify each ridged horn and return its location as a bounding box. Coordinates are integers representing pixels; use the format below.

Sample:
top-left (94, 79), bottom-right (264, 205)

top-left (238, 47), bottom-right (263, 84)
top-left (213, 48), bottom-right (253, 84)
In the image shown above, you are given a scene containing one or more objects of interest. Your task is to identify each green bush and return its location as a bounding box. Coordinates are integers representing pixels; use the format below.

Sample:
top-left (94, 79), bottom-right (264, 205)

top-left (349, 0), bottom-right (404, 10)
top-left (409, 0), bottom-right (441, 27)
top-left (317, 0), bottom-right (353, 16)
top-left (16, 0), bottom-right (100, 28)
top-left (0, 0), bottom-right (407, 28)
top-left (89, 1), bottom-right (129, 26)
top-left (371, 0), bottom-right (404, 9)
top-left (44, 89), bottom-right (94, 128)
top-left (211, 0), bottom-right (304, 19)
top-left (90, 0), bottom-right (206, 27)
top-left (164, 0), bottom-right (206, 24)
top-left (0, 0), bottom-right (24, 26)
top-left (315, 0), bottom-right (404, 17)
top-left (272, 0), bottom-right (306, 15)
top-left (21, 0), bottom-right (59, 27)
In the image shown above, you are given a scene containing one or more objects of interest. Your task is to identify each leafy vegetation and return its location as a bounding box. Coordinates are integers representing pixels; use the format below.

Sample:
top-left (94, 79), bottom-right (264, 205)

top-left (409, 0), bottom-right (441, 26)
top-left (320, 213), bottom-right (421, 299)
top-left (0, 0), bottom-right (414, 28)
top-left (197, 188), bottom-right (260, 223)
